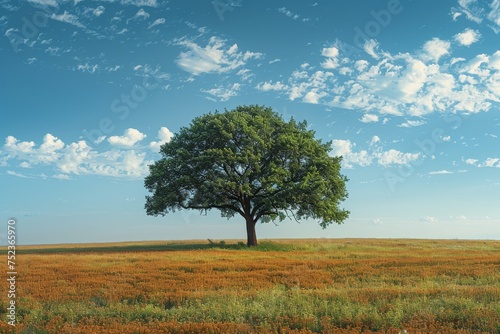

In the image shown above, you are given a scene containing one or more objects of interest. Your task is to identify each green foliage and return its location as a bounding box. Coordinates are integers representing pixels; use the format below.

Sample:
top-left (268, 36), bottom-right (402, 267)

top-left (144, 105), bottom-right (349, 244)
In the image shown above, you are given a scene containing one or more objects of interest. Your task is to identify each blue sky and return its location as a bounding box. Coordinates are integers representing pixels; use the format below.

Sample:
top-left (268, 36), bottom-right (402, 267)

top-left (1, 0), bottom-right (499, 245)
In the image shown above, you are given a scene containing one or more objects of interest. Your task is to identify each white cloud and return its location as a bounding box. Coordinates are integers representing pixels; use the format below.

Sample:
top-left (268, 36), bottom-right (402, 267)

top-left (488, 0), bottom-right (500, 31)
top-left (51, 11), bottom-right (85, 29)
top-left (464, 157), bottom-right (500, 168)
top-left (77, 63), bottom-right (99, 73)
top-left (27, 0), bottom-right (58, 7)
top-left (422, 38), bottom-right (451, 63)
top-left (201, 83), bottom-right (241, 101)
top-left (483, 157), bottom-right (500, 167)
top-left (330, 139), bottom-right (372, 168)
top-left (288, 70), bottom-right (333, 102)
top-left (321, 47), bottom-right (339, 58)
top-left (330, 138), bottom-right (419, 168)
top-left (108, 128), bottom-right (147, 147)
top-left (278, 7), bottom-right (300, 20)
top-left (7, 170), bottom-right (32, 178)
top-left (370, 136), bottom-right (380, 146)
top-left (429, 170), bottom-right (453, 175)
top-left (321, 47), bottom-right (340, 69)
top-left (175, 36), bottom-right (262, 76)
top-left (364, 39), bottom-right (380, 59)
top-left (2, 133), bottom-right (154, 179)
top-left (255, 81), bottom-right (288, 92)
top-left (128, 8), bottom-right (149, 23)
top-left (376, 149), bottom-right (420, 166)
top-left (265, 36), bottom-right (500, 118)
top-left (420, 216), bottom-right (439, 223)
top-left (57, 140), bottom-right (152, 178)
top-left (148, 18), bottom-right (165, 29)
top-left (93, 6), bottom-right (105, 17)
top-left (488, 51), bottom-right (500, 70)
top-left (149, 127), bottom-right (174, 152)
top-left (360, 114), bottom-right (379, 123)
top-left (4, 136), bottom-right (35, 154)
top-left (453, 0), bottom-right (483, 23)
top-left (398, 120), bottom-right (426, 128)
top-left (453, 0), bottom-right (500, 32)
top-left (38, 134), bottom-right (65, 162)
top-left (454, 28), bottom-right (480, 46)
top-left (53, 173), bottom-right (71, 180)
top-left (302, 90), bottom-right (327, 104)
top-left (1, 132), bottom-right (154, 179)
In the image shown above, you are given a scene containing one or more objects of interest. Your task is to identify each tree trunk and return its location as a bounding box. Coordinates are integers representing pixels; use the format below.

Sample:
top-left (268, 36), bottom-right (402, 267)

top-left (245, 216), bottom-right (258, 247)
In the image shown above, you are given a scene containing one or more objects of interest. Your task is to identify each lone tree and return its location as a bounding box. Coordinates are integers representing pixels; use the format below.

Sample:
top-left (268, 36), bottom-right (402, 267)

top-left (144, 105), bottom-right (349, 246)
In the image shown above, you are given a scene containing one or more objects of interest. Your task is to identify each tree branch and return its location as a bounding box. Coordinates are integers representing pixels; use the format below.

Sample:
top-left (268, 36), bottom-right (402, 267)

top-left (181, 203), bottom-right (245, 217)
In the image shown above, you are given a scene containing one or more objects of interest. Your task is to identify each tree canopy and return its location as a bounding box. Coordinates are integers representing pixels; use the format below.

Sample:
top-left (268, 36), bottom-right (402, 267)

top-left (144, 105), bottom-right (349, 246)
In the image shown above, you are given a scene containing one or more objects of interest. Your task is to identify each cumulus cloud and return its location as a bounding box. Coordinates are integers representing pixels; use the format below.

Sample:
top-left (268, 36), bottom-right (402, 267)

top-left (149, 127), bottom-right (174, 152)
top-left (175, 36), bottom-right (262, 76)
top-left (108, 128), bottom-right (147, 147)
top-left (321, 46), bottom-right (340, 69)
top-left (454, 28), bottom-right (481, 46)
top-left (260, 35), bottom-right (500, 118)
top-left (360, 114), bottom-right (379, 123)
top-left (329, 138), bottom-right (420, 168)
top-left (330, 139), bottom-right (372, 168)
top-left (421, 38), bottom-right (451, 62)
top-left (0, 129), bottom-right (170, 179)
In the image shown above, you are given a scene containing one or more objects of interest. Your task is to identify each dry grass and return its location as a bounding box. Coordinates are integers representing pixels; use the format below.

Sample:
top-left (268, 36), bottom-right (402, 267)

top-left (1, 238), bottom-right (499, 333)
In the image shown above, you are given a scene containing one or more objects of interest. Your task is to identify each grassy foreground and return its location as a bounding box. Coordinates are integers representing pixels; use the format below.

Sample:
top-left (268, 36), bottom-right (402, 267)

top-left (1, 238), bottom-right (499, 333)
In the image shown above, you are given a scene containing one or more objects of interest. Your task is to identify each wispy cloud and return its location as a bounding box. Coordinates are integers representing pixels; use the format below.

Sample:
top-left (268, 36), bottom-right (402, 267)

top-left (428, 170), bottom-right (453, 175)
top-left (201, 83), bottom-right (241, 101)
top-left (148, 18), bottom-right (165, 29)
top-left (465, 157), bottom-right (500, 168)
top-left (51, 11), bottom-right (85, 29)
top-left (452, 0), bottom-right (500, 33)
top-left (174, 36), bottom-right (262, 76)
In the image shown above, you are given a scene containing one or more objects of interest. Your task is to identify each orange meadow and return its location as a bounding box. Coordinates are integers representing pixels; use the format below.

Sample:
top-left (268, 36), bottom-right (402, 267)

top-left (0, 239), bottom-right (499, 333)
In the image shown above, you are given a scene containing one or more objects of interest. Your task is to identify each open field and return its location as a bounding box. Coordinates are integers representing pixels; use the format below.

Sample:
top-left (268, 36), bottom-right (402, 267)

top-left (1, 238), bottom-right (499, 333)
